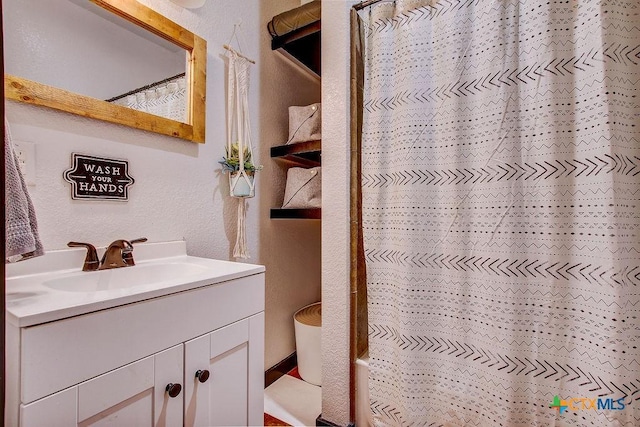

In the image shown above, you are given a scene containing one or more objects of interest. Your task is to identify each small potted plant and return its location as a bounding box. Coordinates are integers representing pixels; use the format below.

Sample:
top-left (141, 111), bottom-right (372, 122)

top-left (219, 142), bottom-right (262, 197)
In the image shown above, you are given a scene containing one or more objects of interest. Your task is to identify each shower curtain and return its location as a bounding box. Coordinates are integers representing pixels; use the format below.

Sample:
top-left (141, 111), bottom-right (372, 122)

top-left (359, 1), bottom-right (639, 426)
top-left (112, 77), bottom-right (187, 122)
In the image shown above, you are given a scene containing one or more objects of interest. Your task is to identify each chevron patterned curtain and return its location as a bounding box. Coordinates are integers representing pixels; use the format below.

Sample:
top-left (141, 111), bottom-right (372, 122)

top-left (359, 1), bottom-right (640, 426)
top-left (111, 77), bottom-right (187, 123)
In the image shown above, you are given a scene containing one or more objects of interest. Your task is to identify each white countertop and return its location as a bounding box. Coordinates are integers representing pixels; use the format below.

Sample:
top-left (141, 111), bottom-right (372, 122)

top-left (6, 241), bottom-right (265, 327)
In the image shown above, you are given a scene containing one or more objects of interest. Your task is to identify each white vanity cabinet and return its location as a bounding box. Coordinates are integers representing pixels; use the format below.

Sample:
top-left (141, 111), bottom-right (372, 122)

top-left (6, 249), bottom-right (265, 427)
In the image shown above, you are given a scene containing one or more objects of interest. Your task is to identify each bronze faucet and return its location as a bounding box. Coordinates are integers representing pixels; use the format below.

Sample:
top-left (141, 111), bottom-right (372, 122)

top-left (99, 239), bottom-right (133, 270)
top-left (99, 238), bottom-right (148, 270)
top-left (68, 238), bottom-right (148, 271)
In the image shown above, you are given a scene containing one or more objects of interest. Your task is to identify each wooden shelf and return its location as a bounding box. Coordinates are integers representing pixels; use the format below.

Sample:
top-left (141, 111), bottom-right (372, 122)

top-left (270, 208), bottom-right (321, 220)
top-left (271, 21), bottom-right (321, 78)
top-left (270, 140), bottom-right (321, 167)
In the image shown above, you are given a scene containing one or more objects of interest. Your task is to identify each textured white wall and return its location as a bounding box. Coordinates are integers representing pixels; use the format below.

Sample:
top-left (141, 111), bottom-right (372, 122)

top-left (5, 0), bottom-right (320, 371)
top-left (321, 0), bottom-right (356, 425)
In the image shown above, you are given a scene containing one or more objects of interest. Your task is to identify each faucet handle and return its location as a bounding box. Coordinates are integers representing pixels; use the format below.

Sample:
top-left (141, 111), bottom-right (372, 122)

top-left (123, 237), bottom-right (148, 266)
top-left (68, 242), bottom-right (99, 271)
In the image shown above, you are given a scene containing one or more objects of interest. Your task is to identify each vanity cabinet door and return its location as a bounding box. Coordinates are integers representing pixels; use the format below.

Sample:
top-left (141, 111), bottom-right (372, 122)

top-left (184, 313), bottom-right (264, 427)
top-left (153, 344), bottom-right (185, 426)
top-left (20, 345), bottom-right (184, 427)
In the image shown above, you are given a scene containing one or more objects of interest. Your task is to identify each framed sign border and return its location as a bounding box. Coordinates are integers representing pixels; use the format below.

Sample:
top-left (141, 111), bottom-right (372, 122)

top-left (63, 153), bottom-right (134, 201)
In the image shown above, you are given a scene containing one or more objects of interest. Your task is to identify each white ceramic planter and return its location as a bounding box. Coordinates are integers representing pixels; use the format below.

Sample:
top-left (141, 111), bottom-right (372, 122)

top-left (229, 171), bottom-right (255, 198)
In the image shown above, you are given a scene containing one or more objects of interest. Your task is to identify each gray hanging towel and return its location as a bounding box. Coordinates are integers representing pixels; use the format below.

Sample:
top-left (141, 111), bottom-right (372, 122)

top-left (5, 119), bottom-right (44, 262)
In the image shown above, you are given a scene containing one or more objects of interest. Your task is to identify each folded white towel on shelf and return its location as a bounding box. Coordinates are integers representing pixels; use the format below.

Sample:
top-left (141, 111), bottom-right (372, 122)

top-left (5, 119), bottom-right (44, 262)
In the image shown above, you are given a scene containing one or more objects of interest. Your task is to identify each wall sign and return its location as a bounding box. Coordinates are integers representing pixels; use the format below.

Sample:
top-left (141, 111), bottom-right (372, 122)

top-left (63, 153), bottom-right (134, 201)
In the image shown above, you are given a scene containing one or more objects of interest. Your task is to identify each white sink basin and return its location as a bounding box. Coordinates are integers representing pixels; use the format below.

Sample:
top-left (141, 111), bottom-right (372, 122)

top-left (43, 262), bottom-right (209, 292)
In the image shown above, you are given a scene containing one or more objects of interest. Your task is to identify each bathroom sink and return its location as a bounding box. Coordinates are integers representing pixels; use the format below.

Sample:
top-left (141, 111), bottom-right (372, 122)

top-left (6, 241), bottom-right (265, 327)
top-left (43, 262), bottom-right (209, 292)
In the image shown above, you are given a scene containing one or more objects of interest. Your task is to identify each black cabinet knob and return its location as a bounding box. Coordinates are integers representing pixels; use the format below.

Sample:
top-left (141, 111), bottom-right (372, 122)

top-left (195, 369), bottom-right (210, 383)
top-left (165, 383), bottom-right (182, 398)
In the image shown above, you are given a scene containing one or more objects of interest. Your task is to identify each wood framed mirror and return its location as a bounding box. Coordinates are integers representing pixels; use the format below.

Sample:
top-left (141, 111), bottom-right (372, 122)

top-left (4, 0), bottom-right (207, 143)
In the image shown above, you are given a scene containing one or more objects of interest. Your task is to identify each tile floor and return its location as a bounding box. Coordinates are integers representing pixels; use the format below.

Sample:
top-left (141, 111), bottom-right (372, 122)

top-left (264, 367), bottom-right (322, 427)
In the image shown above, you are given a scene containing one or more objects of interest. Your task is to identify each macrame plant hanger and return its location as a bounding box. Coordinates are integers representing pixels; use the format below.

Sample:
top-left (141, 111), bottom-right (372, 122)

top-left (224, 24), bottom-right (256, 259)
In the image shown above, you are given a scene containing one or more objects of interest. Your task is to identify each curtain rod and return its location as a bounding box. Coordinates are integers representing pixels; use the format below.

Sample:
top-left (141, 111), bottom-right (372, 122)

top-left (353, 0), bottom-right (395, 11)
top-left (105, 72), bottom-right (186, 103)
top-left (223, 45), bottom-right (256, 64)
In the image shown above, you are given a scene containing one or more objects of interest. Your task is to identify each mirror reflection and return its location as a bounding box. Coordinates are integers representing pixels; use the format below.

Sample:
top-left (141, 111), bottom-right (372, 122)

top-left (4, 0), bottom-right (189, 123)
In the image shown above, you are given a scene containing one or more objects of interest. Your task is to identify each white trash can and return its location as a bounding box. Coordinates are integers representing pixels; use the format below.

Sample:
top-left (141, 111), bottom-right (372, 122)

top-left (294, 302), bottom-right (322, 386)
